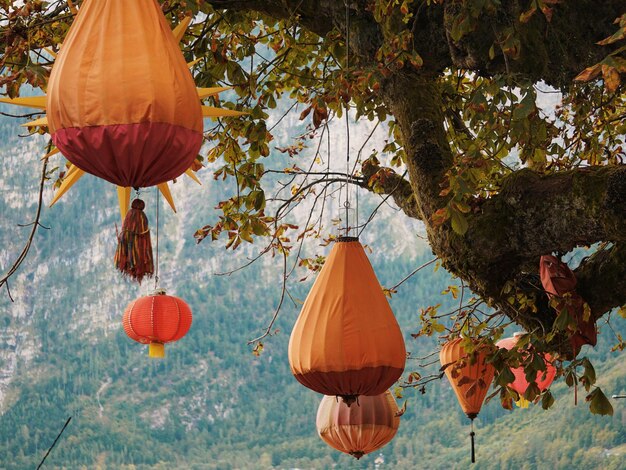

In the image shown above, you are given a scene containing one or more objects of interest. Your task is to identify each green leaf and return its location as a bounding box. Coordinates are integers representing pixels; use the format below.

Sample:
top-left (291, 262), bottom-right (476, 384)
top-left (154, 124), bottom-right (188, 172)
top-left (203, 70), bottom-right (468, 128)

top-left (524, 382), bottom-right (541, 401)
top-left (495, 367), bottom-right (515, 388)
top-left (512, 92), bottom-right (536, 121)
top-left (450, 209), bottom-right (469, 235)
top-left (582, 358), bottom-right (596, 383)
top-left (553, 307), bottom-right (573, 331)
top-left (519, 6), bottom-right (537, 23)
top-left (587, 388), bottom-right (614, 416)
top-left (541, 390), bottom-right (555, 410)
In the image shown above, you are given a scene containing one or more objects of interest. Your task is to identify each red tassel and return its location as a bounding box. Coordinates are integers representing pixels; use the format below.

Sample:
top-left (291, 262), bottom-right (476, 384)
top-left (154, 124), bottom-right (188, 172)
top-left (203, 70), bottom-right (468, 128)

top-left (114, 198), bottom-right (154, 283)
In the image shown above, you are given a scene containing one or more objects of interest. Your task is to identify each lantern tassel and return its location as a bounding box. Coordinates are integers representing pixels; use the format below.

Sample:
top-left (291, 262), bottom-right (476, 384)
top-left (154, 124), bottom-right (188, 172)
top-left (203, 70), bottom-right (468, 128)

top-left (115, 198), bottom-right (154, 283)
top-left (470, 419), bottom-right (476, 464)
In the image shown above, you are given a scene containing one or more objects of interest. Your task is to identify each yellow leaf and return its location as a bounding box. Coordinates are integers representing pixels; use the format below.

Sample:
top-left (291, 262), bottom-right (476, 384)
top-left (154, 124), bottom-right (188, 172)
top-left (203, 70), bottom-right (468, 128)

top-left (602, 65), bottom-right (621, 93)
top-left (574, 64), bottom-right (602, 82)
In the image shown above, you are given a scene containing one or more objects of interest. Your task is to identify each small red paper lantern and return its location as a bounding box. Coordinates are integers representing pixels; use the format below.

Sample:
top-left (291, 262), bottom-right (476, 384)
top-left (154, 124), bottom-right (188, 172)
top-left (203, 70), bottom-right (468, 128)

top-left (123, 288), bottom-right (192, 358)
top-left (496, 333), bottom-right (556, 399)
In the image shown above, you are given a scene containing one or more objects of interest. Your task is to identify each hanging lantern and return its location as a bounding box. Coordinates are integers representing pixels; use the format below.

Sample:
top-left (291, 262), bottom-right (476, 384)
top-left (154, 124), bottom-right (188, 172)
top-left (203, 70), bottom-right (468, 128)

top-left (440, 337), bottom-right (495, 463)
top-left (540, 255), bottom-right (596, 357)
top-left (0, 0), bottom-right (245, 283)
top-left (289, 237), bottom-right (406, 406)
top-left (123, 288), bottom-right (192, 358)
top-left (47, 0), bottom-right (202, 282)
top-left (47, 0), bottom-right (203, 188)
top-left (496, 333), bottom-right (556, 407)
top-left (316, 391), bottom-right (401, 460)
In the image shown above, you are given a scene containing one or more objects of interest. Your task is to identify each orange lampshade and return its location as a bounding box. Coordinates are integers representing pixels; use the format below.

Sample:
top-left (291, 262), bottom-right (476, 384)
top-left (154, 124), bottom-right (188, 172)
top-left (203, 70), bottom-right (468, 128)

top-left (123, 288), bottom-right (192, 358)
top-left (289, 237), bottom-right (406, 405)
top-left (316, 391), bottom-right (401, 460)
top-left (440, 337), bottom-right (495, 463)
top-left (439, 337), bottom-right (494, 419)
top-left (496, 334), bottom-right (556, 399)
top-left (47, 0), bottom-right (202, 188)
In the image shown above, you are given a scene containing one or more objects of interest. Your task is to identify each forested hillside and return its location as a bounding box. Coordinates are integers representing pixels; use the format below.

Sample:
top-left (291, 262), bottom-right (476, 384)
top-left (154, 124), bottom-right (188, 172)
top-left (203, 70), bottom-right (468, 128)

top-left (0, 109), bottom-right (624, 469)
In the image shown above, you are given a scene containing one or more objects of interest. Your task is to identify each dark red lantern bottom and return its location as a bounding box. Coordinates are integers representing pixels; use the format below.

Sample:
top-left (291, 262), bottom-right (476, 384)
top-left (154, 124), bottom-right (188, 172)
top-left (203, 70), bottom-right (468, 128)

top-left (293, 365), bottom-right (404, 405)
top-left (53, 121), bottom-right (202, 188)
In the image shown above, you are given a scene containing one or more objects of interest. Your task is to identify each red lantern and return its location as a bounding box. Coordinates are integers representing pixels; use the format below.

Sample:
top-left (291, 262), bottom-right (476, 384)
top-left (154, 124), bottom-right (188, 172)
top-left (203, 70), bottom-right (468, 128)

top-left (496, 333), bottom-right (556, 403)
top-left (123, 288), bottom-right (192, 358)
top-left (316, 391), bottom-right (401, 460)
top-left (540, 255), bottom-right (596, 357)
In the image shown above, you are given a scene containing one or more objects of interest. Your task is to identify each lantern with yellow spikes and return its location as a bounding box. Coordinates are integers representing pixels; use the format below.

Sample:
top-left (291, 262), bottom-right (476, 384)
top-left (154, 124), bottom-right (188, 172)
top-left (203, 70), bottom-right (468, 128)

top-left (0, 0), bottom-right (245, 282)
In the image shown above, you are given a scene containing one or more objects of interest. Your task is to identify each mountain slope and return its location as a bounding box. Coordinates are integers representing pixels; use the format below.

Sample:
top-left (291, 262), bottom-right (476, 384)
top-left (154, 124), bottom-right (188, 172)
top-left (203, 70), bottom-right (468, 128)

top-left (0, 109), bottom-right (624, 470)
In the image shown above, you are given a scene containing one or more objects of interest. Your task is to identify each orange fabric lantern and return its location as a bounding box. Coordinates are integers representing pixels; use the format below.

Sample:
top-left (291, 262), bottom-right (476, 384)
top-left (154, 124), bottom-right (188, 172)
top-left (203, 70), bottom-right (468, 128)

top-left (440, 337), bottom-right (495, 463)
top-left (123, 288), bottom-right (192, 358)
top-left (45, 0), bottom-right (204, 282)
top-left (289, 238), bottom-right (406, 405)
top-left (316, 391), bottom-right (401, 460)
top-left (47, 0), bottom-right (203, 188)
top-left (496, 333), bottom-right (556, 404)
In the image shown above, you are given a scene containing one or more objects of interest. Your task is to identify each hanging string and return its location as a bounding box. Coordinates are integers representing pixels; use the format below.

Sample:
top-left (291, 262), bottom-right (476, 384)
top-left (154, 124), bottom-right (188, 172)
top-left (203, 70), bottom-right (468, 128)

top-left (343, 0), bottom-right (351, 236)
top-left (470, 418), bottom-right (476, 463)
top-left (154, 187), bottom-right (160, 289)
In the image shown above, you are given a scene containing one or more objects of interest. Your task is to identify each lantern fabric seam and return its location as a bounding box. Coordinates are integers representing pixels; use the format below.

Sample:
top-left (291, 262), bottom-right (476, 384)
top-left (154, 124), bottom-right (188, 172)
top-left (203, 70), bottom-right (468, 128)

top-left (150, 295), bottom-right (156, 343)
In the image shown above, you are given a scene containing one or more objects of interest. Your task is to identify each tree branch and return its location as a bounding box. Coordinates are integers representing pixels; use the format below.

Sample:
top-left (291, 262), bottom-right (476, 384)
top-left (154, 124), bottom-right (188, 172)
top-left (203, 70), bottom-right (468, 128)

top-left (360, 160), bottom-right (421, 220)
top-left (440, 165), bottom-right (626, 327)
top-left (576, 243), bottom-right (626, 321)
top-left (0, 158), bottom-right (49, 300)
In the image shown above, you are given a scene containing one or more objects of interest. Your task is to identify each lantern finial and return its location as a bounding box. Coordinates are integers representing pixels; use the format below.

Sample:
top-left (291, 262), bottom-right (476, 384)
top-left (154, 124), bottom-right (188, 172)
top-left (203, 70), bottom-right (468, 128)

top-left (149, 342), bottom-right (165, 358)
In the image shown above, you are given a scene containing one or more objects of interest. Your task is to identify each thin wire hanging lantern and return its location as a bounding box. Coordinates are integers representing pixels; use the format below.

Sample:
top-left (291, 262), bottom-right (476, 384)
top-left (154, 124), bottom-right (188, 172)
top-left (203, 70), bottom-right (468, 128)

top-left (288, 237), bottom-right (406, 406)
top-left (440, 337), bottom-right (495, 464)
top-left (316, 391), bottom-right (401, 460)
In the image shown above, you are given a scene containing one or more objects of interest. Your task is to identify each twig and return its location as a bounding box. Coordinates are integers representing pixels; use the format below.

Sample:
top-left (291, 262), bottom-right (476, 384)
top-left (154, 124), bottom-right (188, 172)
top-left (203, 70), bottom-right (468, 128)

top-left (0, 158), bottom-right (48, 300)
top-left (247, 243), bottom-right (289, 345)
top-left (389, 257), bottom-right (438, 292)
top-left (356, 169), bottom-right (409, 237)
top-left (400, 372), bottom-right (445, 389)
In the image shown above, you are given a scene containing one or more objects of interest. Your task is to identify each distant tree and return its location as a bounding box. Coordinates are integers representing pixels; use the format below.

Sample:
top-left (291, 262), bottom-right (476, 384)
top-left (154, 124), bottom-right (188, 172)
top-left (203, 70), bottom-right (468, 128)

top-left (1, 0), bottom-right (624, 412)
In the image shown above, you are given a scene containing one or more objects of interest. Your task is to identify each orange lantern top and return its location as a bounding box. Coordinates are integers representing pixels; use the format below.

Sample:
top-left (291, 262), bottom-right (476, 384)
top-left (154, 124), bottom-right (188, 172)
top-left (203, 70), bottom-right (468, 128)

top-left (123, 288), bottom-right (192, 358)
top-left (289, 237), bottom-right (406, 405)
top-left (496, 333), bottom-right (556, 402)
top-left (47, 0), bottom-right (203, 188)
top-left (316, 391), bottom-right (401, 459)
